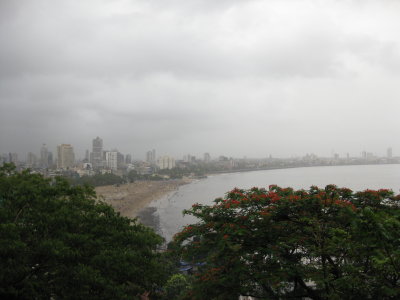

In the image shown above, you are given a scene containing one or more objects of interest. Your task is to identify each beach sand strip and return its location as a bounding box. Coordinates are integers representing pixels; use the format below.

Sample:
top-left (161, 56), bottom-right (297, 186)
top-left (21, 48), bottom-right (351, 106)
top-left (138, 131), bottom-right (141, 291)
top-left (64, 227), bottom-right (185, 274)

top-left (95, 179), bottom-right (190, 218)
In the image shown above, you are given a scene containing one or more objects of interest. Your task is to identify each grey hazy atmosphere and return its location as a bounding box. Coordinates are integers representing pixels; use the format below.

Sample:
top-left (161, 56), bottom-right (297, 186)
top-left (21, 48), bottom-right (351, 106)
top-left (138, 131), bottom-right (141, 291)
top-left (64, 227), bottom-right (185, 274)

top-left (1, 0), bottom-right (400, 160)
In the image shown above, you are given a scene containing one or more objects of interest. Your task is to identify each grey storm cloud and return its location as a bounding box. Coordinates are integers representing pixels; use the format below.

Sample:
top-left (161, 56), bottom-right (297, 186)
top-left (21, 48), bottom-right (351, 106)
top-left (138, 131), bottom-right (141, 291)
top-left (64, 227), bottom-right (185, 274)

top-left (1, 0), bottom-right (400, 159)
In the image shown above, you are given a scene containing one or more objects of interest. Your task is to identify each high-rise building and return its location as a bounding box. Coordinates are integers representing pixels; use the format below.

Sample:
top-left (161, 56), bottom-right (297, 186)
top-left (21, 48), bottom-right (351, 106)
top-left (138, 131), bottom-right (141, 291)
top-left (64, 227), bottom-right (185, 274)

top-left (146, 149), bottom-right (156, 164)
top-left (204, 153), bottom-right (211, 163)
top-left (125, 154), bottom-right (132, 164)
top-left (105, 151), bottom-right (118, 171)
top-left (117, 152), bottom-right (124, 169)
top-left (57, 144), bottom-right (75, 169)
top-left (40, 144), bottom-right (49, 168)
top-left (91, 137), bottom-right (103, 169)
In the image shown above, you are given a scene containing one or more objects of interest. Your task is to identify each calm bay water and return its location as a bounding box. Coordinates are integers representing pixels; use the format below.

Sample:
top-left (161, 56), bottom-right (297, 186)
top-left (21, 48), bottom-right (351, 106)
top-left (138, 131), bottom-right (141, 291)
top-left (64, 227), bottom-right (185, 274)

top-left (147, 164), bottom-right (400, 241)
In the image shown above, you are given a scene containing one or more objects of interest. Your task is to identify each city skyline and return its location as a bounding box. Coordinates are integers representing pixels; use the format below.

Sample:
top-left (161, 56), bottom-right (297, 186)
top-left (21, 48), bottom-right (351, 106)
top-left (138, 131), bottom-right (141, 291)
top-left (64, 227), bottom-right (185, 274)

top-left (0, 137), bottom-right (396, 163)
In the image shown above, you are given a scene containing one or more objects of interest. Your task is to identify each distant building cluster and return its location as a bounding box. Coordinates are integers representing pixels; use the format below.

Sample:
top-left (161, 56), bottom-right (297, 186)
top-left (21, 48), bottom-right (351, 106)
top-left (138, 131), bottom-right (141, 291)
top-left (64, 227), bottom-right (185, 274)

top-left (1, 139), bottom-right (399, 180)
top-left (1, 136), bottom-right (210, 179)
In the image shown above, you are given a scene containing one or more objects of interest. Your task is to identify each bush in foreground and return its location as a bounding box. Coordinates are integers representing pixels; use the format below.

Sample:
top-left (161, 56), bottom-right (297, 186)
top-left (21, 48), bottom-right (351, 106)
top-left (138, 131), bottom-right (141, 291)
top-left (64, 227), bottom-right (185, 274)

top-left (0, 164), bottom-right (167, 299)
top-left (174, 184), bottom-right (400, 299)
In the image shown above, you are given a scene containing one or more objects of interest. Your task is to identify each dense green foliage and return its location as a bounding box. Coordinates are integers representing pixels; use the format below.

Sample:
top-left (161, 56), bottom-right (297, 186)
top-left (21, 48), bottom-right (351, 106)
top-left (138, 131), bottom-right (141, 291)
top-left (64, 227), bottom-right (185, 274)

top-left (174, 184), bottom-right (400, 299)
top-left (70, 172), bottom-right (125, 186)
top-left (4, 161), bottom-right (400, 299)
top-left (68, 166), bottom-right (206, 187)
top-left (157, 167), bottom-right (205, 179)
top-left (161, 273), bottom-right (191, 300)
top-left (125, 170), bottom-right (164, 182)
top-left (126, 167), bottom-right (204, 182)
top-left (0, 164), bottom-right (167, 299)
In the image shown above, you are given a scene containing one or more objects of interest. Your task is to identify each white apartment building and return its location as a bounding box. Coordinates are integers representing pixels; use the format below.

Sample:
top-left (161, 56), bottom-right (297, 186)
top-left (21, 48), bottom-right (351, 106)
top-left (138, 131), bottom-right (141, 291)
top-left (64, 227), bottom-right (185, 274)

top-left (157, 155), bottom-right (175, 170)
top-left (105, 151), bottom-right (118, 171)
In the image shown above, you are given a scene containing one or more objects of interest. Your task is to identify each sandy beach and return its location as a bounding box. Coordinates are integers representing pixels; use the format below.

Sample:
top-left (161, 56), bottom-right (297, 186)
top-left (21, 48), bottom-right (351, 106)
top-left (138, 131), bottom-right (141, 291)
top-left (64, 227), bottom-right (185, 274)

top-left (95, 179), bottom-right (191, 218)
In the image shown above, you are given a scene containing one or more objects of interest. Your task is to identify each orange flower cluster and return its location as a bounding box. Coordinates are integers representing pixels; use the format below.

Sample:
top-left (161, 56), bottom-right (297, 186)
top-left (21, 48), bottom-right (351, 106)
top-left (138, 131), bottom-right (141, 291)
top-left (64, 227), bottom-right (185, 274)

top-left (251, 193), bottom-right (267, 201)
top-left (287, 195), bottom-right (301, 202)
top-left (267, 192), bottom-right (281, 203)
top-left (333, 199), bottom-right (356, 211)
top-left (182, 226), bottom-right (193, 233)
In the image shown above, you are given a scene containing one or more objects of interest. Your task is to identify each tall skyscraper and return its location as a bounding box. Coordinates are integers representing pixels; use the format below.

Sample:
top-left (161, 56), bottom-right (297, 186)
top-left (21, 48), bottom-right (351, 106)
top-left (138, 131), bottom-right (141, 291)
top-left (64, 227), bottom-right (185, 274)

top-left (204, 153), bottom-right (211, 163)
top-left (57, 144), bottom-right (75, 169)
top-left (40, 144), bottom-right (49, 168)
top-left (146, 149), bottom-right (156, 164)
top-left (91, 137), bottom-right (103, 168)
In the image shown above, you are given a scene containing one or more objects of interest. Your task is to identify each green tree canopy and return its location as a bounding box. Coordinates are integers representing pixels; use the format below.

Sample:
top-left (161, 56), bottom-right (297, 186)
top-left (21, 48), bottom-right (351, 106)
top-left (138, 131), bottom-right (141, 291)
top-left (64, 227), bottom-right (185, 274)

top-left (0, 164), bottom-right (167, 299)
top-left (70, 172), bottom-right (125, 187)
top-left (174, 184), bottom-right (400, 299)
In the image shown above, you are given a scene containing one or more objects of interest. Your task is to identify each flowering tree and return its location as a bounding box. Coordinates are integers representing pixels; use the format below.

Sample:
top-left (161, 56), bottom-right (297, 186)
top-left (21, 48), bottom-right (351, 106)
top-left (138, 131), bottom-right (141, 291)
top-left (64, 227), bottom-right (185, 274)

top-left (174, 185), bottom-right (400, 299)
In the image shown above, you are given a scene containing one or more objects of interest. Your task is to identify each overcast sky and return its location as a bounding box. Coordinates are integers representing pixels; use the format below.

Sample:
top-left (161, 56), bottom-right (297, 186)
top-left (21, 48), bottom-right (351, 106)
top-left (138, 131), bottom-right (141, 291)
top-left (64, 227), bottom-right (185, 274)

top-left (1, 0), bottom-right (400, 160)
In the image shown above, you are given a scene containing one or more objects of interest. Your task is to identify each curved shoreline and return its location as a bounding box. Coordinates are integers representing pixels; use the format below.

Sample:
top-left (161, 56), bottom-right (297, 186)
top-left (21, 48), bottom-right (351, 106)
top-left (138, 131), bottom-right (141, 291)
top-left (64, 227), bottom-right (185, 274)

top-left (95, 179), bottom-right (191, 218)
top-left (95, 163), bottom-right (400, 221)
top-left (207, 162), bottom-right (400, 175)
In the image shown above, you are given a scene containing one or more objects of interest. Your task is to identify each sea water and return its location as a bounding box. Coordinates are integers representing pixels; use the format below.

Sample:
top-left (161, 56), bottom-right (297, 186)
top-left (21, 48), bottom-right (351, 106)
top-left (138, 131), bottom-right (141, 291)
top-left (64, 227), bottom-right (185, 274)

top-left (147, 164), bottom-right (400, 241)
